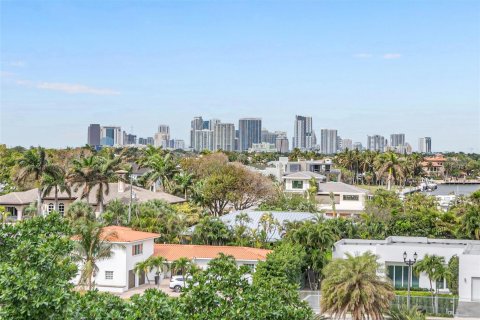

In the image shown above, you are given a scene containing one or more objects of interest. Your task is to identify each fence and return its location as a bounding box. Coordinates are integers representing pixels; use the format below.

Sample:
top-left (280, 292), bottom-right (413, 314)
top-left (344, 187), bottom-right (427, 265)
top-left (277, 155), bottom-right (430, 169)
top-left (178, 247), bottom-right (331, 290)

top-left (392, 295), bottom-right (458, 316)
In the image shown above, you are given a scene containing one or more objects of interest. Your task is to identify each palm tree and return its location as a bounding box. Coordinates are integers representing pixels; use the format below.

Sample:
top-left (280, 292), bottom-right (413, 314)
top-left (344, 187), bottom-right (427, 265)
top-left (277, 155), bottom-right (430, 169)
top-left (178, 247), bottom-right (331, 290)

top-left (141, 153), bottom-right (177, 192)
top-left (65, 200), bottom-right (95, 222)
top-left (69, 155), bottom-right (122, 213)
top-left (321, 252), bottom-right (395, 320)
top-left (134, 259), bottom-right (151, 284)
top-left (42, 166), bottom-right (71, 212)
top-left (171, 257), bottom-right (191, 277)
top-left (72, 221), bottom-right (118, 290)
top-left (414, 254), bottom-right (446, 295)
top-left (148, 256), bottom-right (168, 287)
top-left (388, 306), bottom-right (426, 320)
top-left (375, 152), bottom-right (406, 190)
top-left (16, 147), bottom-right (55, 215)
top-left (173, 171), bottom-right (193, 200)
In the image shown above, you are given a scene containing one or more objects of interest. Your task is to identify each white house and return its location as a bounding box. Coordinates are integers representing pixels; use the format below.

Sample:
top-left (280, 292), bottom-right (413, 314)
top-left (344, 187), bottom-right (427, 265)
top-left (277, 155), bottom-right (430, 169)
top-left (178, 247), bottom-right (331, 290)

top-left (333, 236), bottom-right (480, 302)
top-left (283, 172), bottom-right (327, 193)
top-left (153, 244), bottom-right (271, 275)
top-left (72, 226), bottom-right (160, 293)
top-left (316, 182), bottom-right (369, 217)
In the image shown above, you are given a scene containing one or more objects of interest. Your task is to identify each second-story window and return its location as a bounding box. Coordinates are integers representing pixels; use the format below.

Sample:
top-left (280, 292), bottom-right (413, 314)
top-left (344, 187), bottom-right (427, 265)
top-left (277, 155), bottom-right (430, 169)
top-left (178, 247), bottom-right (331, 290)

top-left (292, 180), bottom-right (303, 189)
top-left (132, 243), bottom-right (143, 256)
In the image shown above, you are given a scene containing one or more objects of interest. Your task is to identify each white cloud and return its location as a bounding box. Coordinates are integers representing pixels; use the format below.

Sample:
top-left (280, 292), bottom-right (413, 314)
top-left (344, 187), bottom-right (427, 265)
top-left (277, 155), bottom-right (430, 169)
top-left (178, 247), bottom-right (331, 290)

top-left (382, 53), bottom-right (402, 59)
top-left (353, 53), bottom-right (373, 59)
top-left (36, 82), bottom-right (120, 95)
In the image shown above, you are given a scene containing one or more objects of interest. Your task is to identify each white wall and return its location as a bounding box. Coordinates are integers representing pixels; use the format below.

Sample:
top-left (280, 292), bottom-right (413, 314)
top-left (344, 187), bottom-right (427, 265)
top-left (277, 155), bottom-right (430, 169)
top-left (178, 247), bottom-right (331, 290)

top-left (459, 254), bottom-right (480, 301)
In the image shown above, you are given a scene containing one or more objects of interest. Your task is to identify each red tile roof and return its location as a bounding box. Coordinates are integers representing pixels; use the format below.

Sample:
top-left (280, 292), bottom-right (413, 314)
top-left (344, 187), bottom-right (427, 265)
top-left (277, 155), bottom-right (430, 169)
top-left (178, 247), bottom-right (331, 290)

top-left (153, 244), bottom-right (271, 261)
top-left (73, 226), bottom-right (160, 243)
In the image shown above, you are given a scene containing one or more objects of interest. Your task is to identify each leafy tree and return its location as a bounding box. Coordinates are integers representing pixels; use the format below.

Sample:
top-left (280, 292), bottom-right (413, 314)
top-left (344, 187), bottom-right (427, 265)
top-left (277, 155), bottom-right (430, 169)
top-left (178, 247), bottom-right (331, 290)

top-left (141, 152), bottom-right (177, 192)
top-left (171, 257), bottom-right (192, 276)
top-left (458, 204), bottom-right (480, 240)
top-left (102, 198), bottom-right (129, 226)
top-left (192, 215), bottom-right (232, 245)
top-left (173, 171), bottom-right (194, 199)
top-left (414, 254), bottom-right (446, 309)
top-left (254, 242), bottom-right (306, 286)
top-left (375, 152), bottom-right (406, 190)
top-left (67, 290), bottom-right (127, 320)
top-left (126, 289), bottom-right (182, 319)
top-left (445, 255), bottom-right (459, 295)
top-left (321, 252), bottom-right (394, 320)
top-left (148, 256), bottom-right (169, 287)
top-left (65, 200), bottom-right (96, 222)
top-left (179, 254), bottom-right (314, 320)
top-left (134, 259), bottom-right (151, 284)
top-left (0, 214), bottom-right (77, 319)
top-left (42, 165), bottom-right (71, 212)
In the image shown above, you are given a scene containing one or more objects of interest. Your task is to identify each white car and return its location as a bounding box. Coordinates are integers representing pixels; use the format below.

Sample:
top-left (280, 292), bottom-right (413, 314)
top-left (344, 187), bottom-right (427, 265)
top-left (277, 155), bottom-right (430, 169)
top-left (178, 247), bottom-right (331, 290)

top-left (169, 275), bottom-right (192, 292)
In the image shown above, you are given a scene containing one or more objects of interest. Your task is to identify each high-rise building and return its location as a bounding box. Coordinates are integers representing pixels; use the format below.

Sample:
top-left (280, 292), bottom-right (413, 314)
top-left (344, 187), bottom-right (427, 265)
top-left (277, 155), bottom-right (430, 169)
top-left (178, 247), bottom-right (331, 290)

top-left (87, 124), bottom-right (101, 146)
top-left (154, 124), bottom-right (170, 148)
top-left (190, 116), bottom-right (204, 149)
top-left (238, 118), bottom-right (262, 152)
top-left (194, 129), bottom-right (214, 151)
top-left (353, 142), bottom-right (363, 151)
top-left (123, 132), bottom-right (137, 145)
top-left (367, 135), bottom-right (386, 152)
top-left (293, 115), bottom-right (314, 150)
top-left (100, 126), bottom-right (122, 146)
top-left (275, 133), bottom-right (289, 153)
top-left (342, 139), bottom-right (353, 151)
top-left (320, 129), bottom-right (338, 154)
top-left (158, 125), bottom-right (170, 134)
top-left (146, 137), bottom-right (154, 145)
top-left (213, 123), bottom-right (235, 151)
top-left (261, 129), bottom-right (278, 144)
top-left (390, 134), bottom-right (406, 148)
top-left (419, 137), bottom-right (432, 153)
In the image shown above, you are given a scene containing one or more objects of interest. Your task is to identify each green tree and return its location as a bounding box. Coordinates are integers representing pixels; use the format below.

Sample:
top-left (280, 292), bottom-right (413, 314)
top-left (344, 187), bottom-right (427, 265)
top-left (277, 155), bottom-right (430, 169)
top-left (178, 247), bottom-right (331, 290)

top-left (67, 290), bottom-right (127, 320)
top-left (42, 165), bottom-right (71, 212)
top-left (375, 152), bottom-right (406, 190)
top-left (171, 257), bottom-right (191, 277)
top-left (65, 200), bottom-right (96, 222)
top-left (134, 259), bottom-right (151, 284)
top-left (388, 305), bottom-right (426, 320)
top-left (321, 252), bottom-right (395, 320)
top-left (126, 289), bottom-right (182, 319)
top-left (445, 255), bottom-right (459, 295)
top-left (148, 256), bottom-right (169, 287)
top-left (141, 152), bottom-right (177, 192)
top-left (103, 198), bottom-right (128, 226)
top-left (179, 254), bottom-right (314, 320)
top-left (414, 254), bottom-right (446, 309)
top-left (72, 221), bottom-right (118, 290)
top-left (254, 242), bottom-right (306, 286)
top-left (193, 215), bottom-right (232, 245)
top-left (15, 147), bottom-right (56, 215)
top-left (459, 204), bottom-right (480, 240)
top-left (0, 214), bottom-right (77, 319)
top-left (173, 171), bottom-right (193, 200)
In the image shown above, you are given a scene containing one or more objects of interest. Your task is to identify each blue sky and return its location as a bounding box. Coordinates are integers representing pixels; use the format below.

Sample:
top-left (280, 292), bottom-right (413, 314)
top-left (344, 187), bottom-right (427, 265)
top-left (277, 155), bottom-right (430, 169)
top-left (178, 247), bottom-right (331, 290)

top-left (1, 0), bottom-right (479, 152)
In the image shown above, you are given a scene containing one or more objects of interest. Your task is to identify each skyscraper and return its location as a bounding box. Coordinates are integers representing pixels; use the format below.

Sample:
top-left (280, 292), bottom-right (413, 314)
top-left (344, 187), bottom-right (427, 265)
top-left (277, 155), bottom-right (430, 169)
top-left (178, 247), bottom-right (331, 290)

top-left (419, 137), bottom-right (432, 153)
top-left (190, 116), bottom-right (204, 149)
top-left (320, 129), bottom-right (338, 154)
top-left (341, 138), bottom-right (353, 151)
top-left (154, 124), bottom-right (170, 148)
top-left (87, 124), bottom-right (101, 146)
top-left (158, 125), bottom-right (170, 134)
top-left (213, 123), bottom-right (235, 151)
top-left (194, 129), bottom-right (214, 151)
top-left (238, 118), bottom-right (262, 152)
top-left (367, 135), bottom-right (386, 152)
top-left (275, 133), bottom-right (289, 153)
top-left (293, 115), bottom-right (314, 150)
top-left (100, 126), bottom-right (122, 146)
top-left (390, 133), bottom-right (406, 148)
top-left (353, 142), bottom-right (363, 151)
top-left (261, 129), bottom-right (278, 144)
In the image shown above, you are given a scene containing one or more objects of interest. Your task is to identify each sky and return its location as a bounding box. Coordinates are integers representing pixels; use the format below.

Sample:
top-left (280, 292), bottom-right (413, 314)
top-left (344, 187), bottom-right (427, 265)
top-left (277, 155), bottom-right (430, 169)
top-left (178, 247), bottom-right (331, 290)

top-left (1, 0), bottom-right (479, 152)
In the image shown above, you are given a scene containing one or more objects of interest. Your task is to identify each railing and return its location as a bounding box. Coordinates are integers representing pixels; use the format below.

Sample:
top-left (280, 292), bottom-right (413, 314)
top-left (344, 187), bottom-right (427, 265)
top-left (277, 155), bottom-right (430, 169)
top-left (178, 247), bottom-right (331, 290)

top-left (392, 295), bottom-right (458, 316)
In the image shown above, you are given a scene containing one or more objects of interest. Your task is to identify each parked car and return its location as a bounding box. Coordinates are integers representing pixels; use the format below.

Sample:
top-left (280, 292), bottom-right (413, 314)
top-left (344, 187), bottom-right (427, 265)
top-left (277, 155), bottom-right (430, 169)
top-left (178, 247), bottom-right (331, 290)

top-left (169, 275), bottom-right (192, 292)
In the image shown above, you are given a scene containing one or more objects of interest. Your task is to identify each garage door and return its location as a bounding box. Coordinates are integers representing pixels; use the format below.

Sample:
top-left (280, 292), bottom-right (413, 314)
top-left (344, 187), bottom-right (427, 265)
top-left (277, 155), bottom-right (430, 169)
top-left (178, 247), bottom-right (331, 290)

top-left (472, 278), bottom-right (480, 301)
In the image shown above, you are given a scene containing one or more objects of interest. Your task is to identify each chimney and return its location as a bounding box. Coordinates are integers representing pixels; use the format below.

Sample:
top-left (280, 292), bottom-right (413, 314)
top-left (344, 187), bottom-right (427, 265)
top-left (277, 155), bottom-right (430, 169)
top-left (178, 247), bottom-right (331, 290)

top-left (115, 170), bottom-right (128, 193)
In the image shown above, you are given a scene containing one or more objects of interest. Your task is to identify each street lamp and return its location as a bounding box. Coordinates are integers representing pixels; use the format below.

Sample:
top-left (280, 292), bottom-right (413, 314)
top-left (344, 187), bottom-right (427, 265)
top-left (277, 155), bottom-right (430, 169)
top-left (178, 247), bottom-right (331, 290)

top-left (403, 251), bottom-right (418, 309)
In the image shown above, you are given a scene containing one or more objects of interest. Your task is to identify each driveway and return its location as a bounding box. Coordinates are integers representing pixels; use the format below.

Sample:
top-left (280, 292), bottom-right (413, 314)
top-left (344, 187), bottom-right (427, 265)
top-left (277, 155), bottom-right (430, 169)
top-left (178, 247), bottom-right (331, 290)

top-left (117, 278), bottom-right (180, 299)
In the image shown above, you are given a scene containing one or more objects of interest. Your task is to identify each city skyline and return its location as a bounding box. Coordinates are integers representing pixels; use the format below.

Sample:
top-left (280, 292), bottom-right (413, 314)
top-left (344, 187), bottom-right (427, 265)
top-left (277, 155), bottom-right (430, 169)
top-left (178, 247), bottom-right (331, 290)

top-left (1, 1), bottom-right (479, 152)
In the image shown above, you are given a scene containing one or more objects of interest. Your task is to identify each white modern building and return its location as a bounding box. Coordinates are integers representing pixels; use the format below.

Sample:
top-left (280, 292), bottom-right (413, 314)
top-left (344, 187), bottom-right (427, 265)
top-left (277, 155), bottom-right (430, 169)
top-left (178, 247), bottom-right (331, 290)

top-left (320, 129), bottom-right (338, 154)
top-left (293, 115), bottom-right (315, 150)
top-left (333, 236), bottom-right (480, 302)
top-left (283, 172), bottom-right (327, 193)
top-left (213, 123), bottom-right (235, 151)
top-left (72, 226), bottom-right (161, 293)
top-left (316, 182), bottom-right (369, 216)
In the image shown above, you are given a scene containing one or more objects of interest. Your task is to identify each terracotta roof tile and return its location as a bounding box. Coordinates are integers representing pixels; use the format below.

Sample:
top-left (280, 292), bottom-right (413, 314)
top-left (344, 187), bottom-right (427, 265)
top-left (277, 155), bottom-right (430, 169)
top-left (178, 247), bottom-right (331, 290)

top-left (153, 244), bottom-right (271, 261)
top-left (73, 226), bottom-right (160, 243)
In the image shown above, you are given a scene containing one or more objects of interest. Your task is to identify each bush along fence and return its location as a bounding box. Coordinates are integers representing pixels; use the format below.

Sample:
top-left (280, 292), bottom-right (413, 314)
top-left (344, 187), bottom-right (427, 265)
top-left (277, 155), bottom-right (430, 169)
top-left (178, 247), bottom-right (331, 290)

top-left (392, 295), bottom-right (458, 317)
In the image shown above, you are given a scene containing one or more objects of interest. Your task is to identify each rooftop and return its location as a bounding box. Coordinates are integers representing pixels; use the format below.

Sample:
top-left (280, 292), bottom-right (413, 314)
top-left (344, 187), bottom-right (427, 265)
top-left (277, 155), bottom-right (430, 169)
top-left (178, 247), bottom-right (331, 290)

top-left (335, 236), bottom-right (480, 249)
top-left (74, 226), bottom-right (160, 243)
top-left (317, 182), bottom-right (369, 194)
top-left (153, 244), bottom-right (271, 261)
top-left (283, 172), bottom-right (327, 180)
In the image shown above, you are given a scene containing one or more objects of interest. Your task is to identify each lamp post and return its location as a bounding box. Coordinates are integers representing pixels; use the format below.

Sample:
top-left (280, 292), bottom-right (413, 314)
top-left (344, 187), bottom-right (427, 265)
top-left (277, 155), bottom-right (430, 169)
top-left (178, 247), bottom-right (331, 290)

top-left (403, 251), bottom-right (418, 309)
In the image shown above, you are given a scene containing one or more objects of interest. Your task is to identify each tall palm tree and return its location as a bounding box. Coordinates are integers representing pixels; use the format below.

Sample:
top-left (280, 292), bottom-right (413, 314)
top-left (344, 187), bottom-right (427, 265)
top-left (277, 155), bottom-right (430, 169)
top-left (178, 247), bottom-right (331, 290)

top-left (141, 153), bottom-right (177, 192)
top-left (375, 152), bottom-right (406, 190)
top-left (173, 171), bottom-right (193, 200)
top-left (68, 155), bottom-right (122, 213)
top-left (72, 221), bottom-right (118, 290)
top-left (321, 252), bottom-right (394, 320)
top-left (42, 166), bottom-right (71, 212)
top-left (16, 147), bottom-right (55, 215)
top-left (414, 254), bottom-right (446, 297)
top-left (65, 201), bottom-right (95, 222)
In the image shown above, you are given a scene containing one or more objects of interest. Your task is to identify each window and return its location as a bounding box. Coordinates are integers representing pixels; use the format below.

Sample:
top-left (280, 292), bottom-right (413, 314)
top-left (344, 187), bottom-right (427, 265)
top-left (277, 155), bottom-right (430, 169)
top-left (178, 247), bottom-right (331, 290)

top-left (105, 271), bottom-right (114, 280)
top-left (387, 265), bottom-right (419, 289)
top-left (243, 264), bottom-right (255, 271)
top-left (48, 203), bottom-right (54, 213)
top-left (58, 203), bottom-right (65, 215)
top-left (292, 180), bottom-right (304, 189)
top-left (132, 243), bottom-right (143, 256)
top-left (343, 195), bottom-right (359, 201)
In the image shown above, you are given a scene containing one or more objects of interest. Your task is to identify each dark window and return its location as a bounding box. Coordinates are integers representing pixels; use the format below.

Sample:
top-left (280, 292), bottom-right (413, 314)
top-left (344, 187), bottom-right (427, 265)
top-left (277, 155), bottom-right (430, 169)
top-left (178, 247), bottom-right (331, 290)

top-left (132, 243), bottom-right (143, 256)
top-left (292, 180), bottom-right (303, 189)
top-left (343, 195), bottom-right (359, 201)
